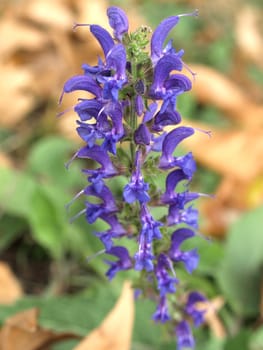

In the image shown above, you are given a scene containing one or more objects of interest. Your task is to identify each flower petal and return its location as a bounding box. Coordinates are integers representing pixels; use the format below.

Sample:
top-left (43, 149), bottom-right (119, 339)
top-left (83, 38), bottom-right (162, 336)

top-left (74, 99), bottom-right (103, 121)
top-left (134, 124), bottom-right (151, 145)
top-left (90, 24), bottom-right (114, 57)
top-left (105, 246), bottom-right (132, 280)
top-left (176, 320), bottom-right (195, 350)
top-left (150, 54), bottom-right (183, 98)
top-left (143, 102), bottom-right (158, 123)
top-left (159, 126), bottom-right (195, 167)
top-left (63, 75), bottom-right (102, 97)
top-left (77, 145), bottom-right (116, 177)
top-left (106, 44), bottom-right (127, 80)
top-left (151, 16), bottom-right (180, 62)
top-left (164, 73), bottom-right (192, 92)
top-left (107, 6), bottom-right (129, 41)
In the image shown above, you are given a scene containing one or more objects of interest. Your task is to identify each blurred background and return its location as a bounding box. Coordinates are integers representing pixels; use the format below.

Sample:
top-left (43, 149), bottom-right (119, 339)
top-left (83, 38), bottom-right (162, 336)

top-left (0, 0), bottom-right (263, 349)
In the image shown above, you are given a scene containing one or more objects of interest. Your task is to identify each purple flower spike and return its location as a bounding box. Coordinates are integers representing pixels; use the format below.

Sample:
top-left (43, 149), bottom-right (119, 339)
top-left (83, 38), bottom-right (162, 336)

top-left (176, 320), bottom-right (195, 350)
top-left (105, 246), bottom-right (132, 280)
top-left (62, 7), bottom-right (207, 347)
top-left (185, 292), bottom-right (207, 327)
top-left (151, 16), bottom-right (180, 63)
top-left (107, 6), bottom-right (129, 41)
top-left (153, 296), bottom-right (171, 323)
top-left (90, 25), bottom-right (114, 57)
top-left (159, 126), bottom-right (195, 170)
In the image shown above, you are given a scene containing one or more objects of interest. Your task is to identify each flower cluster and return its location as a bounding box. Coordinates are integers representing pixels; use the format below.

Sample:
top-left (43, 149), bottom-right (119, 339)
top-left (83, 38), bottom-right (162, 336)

top-left (60, 6), bottom-right (207, 349)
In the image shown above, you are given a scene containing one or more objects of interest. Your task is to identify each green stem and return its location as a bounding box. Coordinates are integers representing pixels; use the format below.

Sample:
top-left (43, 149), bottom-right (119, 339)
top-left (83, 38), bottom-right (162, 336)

top-left (129, 63), bottom-right (138, 167)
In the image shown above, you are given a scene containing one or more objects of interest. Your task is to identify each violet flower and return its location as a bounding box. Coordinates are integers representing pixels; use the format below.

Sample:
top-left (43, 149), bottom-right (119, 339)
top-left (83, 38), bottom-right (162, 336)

top-left (61, 6), bottom-right (207, 349)
top-left (176, 320), bottom-right (195, 350)
top-left (123, 151), bottom-right (150, 204)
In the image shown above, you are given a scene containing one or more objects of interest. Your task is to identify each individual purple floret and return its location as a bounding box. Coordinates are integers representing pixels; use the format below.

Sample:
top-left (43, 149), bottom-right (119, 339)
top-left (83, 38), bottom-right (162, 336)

top-left (151, 16), bottom-right (180, 63)
top-left (105, 246), bottom-right (132, 280)
top-left (107, 6), bottom-right (129, 42)
top-left (169, 228), bottom-right (199, 273)
top-left (123, 151), bottom-right (150, 204)
top-left (176, 320), bottom-right (195, 350)
top-left (153, 295), bottom-right (171, 323)
top-left (155, 253), bottom-right (178, 296)
top-left (61, 5), bottom-right (207, 349)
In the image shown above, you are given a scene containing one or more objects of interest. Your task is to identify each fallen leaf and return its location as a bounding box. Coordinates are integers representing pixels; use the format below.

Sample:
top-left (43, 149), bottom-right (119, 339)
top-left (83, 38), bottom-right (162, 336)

top-left (180, 120), bottom-right (263, 183)
top-left (203, 297), bottom-right (226, 339)
top-left (235, 6), bottom-right (263, 68)
top-left (74, 281), bottom-right (134, 350)
top-left (0, 308), bottom-right (79, 350)
top-left (0, 262), bottom-right (23, 305)
top-left (189, 64), bottom-right (263, 128)
top-left (0, 153), bottom-right (13, 168)
top-left (0, 65), bottom-right (34, 127)
top-left (0, 19), bottom-right (48, 59)
top-left (19, 0), bottom-right (74, 31)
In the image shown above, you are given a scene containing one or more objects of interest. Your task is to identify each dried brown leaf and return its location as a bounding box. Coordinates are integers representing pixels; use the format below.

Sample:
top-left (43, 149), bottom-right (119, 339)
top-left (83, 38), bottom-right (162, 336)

top-left (181, 121), bottom-right (263, 183)
top-left (0, 308), bottom-right (79, 350)
top-left (0, 153), bottom-right (13, 168)
top-left (0, 65), bottom-right (34, 127)
top-left (18, 0), bottom-right (74, 31)
top-left (0, 19), bottom-right (48, 59)
top-left (203, 297), bottom-right (226, 339)
top-left (74, 281), bottom-right (134, 350)
top-left (235, 6), bottom-right (263, 68)
top-left (189, 64), bottom-right (263, 127)
top-left (0, 262), bottom-right (23, 305)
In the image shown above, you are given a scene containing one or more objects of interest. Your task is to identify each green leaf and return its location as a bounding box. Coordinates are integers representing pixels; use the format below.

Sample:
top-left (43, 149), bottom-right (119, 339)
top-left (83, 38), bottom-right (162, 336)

top-left (133, 299), bottom-right (174, 349)
top-left (28, 186), bottom-right (66, 259)
top-left (217, 205), bottom-right (263, 317)
top-left (0, 215), bottom-right (26, 251)
top-left (224, 329), bottom-right (251, 350)
top-left (0, 167), bottom-right (37, 217)
top-left (249, 327), bottom-right (263, 350)
top-left (196, 336), bottom-right (224, 350)
top-left (0, 283), bottom-right (118, 335)
top-left (51, 339), bottom-right (80, 350)
top-left (27, 136), bottom-right (85, 189)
